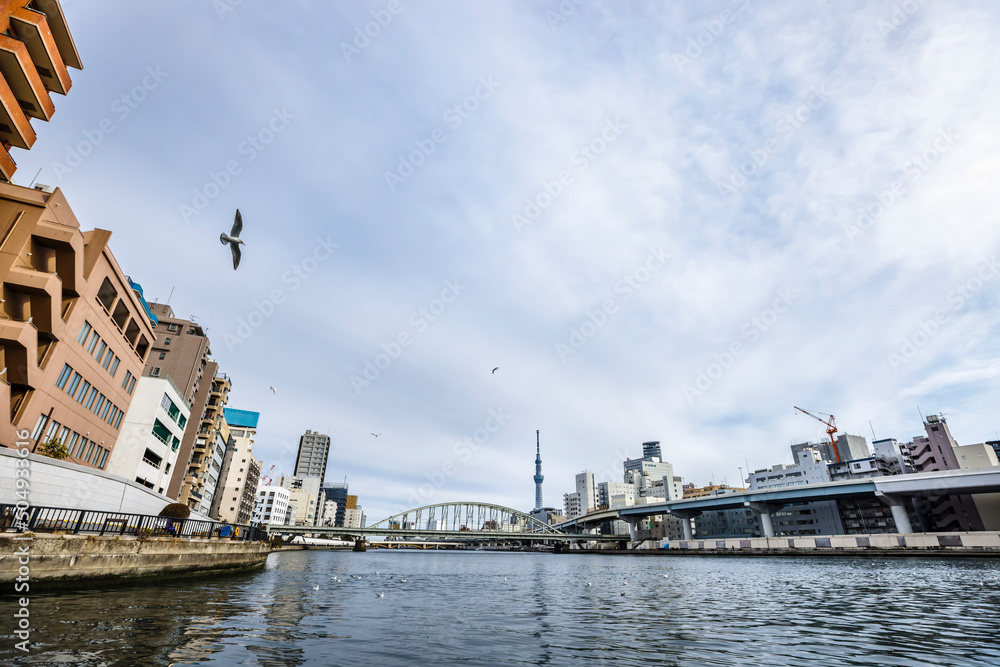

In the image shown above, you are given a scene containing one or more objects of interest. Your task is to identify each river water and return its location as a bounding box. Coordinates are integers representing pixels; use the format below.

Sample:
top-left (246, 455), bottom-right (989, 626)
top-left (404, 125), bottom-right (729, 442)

top-left (4, 550), bottom-right (1000, 666)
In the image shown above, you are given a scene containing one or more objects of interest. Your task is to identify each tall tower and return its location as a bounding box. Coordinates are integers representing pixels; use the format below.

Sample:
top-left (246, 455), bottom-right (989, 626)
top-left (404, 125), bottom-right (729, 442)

top-left (533, 430), bottom-right (544, 510)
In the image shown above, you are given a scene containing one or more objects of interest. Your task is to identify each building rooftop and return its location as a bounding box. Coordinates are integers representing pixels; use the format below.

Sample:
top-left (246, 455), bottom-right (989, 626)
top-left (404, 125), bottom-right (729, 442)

top-left (224, 407), bottom-right (259, 428)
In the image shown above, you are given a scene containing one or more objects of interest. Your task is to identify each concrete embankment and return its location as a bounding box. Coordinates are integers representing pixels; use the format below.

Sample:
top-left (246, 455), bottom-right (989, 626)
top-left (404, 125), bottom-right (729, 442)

top-left (0, 533), bottom-right (271, 590)
top-left (580, 531), bottom-right (1000, 557)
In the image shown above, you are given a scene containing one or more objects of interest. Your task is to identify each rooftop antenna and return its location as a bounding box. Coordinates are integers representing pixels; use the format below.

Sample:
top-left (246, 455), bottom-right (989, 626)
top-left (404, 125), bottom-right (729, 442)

top-left (27, 167), bottom-right (42, 189)
top-left (165, 286), bottom-right (175, 305)
top-left (917, 405), bottom-right (926, 424)
top-left (869, 420), bottom-right (877, 441)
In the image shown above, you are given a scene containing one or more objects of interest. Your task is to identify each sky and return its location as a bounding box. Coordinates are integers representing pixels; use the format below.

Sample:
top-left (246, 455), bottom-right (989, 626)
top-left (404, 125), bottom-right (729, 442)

top-left (16, 0), bottom-right (1000, 522)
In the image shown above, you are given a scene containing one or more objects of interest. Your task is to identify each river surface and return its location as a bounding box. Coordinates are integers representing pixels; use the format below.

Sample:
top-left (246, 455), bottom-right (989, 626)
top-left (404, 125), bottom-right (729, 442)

top-left (4, 550), bottom-right (1000, 666)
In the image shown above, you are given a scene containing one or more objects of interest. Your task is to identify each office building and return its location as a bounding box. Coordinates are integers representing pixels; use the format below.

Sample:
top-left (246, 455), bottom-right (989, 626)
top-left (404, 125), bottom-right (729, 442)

top-left (294, 429), bottom-right (330, 479)
top-left (575, 471), bottom-right (597, 514)
top-left (0, 184), bottom-right (155, 468)
top-left (563, 492), bottom-right (583, 520)
top-left (598, 481), bottom-right (637, 510)
top-left (642, 440), bottom-right (662, 459)
top-left (276, 474), bottom-right (322, 526)
top-left (321, 482), bottom-right (349, 527)
top-left (252, 485), bottom-right (290, 526)
top-left (143, 303), bottom-right (213, 499)
top-left (210, 408), bottom-right (261, 524)
top-left (750, 446), bottom-right (843, 536)
top-left (106, 376), bottom-right (189, 495)
top-left (872, 437), bottom-right (914, 473)
top-left (836, 433), bottom-right (872, 461)
top-left (0, 0), bottom-right (83, 181)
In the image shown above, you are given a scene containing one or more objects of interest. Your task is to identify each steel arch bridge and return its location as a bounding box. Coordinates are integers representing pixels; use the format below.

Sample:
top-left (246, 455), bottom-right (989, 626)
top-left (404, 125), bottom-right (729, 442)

top-left (267, 501), bottom-right (625, 542)
top-left (369, 502), bottom-right (562, 535)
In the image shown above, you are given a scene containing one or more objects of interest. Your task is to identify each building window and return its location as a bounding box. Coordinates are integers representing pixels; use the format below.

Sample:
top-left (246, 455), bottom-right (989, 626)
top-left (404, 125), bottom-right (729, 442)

top-left (93, 394), bottom-right (106, 415)
top-left (67, 373), bottom-right (82, 396)
top-left (94, 340), bottom-right (107, 362)
top-left (109, 356), bottom-right (120, 376)
top-left (127, 376), bottom-right (136, 394)
top-left (164, 337), bottom-right (171, 345)
top-left (55, 364), bottom-right (73, 389)
top-left (151, 367), bottom-right (160, 377)
top-left (86, 331), bottom-right (100, 354)
top-left (102, 349), bottom-right (114, 370)
top-left (168, 323), bottom-right (179, 332)
top-left (159, 352), bottom-right (166, 360)
top-left (75, 381), bottom-right (91, 403)
top-left (77, 321), bottom-right (92, 344)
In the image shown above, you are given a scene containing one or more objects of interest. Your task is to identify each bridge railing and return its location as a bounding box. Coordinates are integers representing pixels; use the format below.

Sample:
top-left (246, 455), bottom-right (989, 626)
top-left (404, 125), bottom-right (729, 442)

top-left (0, 504), bottom-right (269, 542)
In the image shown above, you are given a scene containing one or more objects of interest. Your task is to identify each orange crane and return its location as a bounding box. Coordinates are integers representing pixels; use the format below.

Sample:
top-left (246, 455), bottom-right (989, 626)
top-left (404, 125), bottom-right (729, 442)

top-left (260, 464), bottom-right (277, 486)
top-left (793, 406), bottom-right (841, 463)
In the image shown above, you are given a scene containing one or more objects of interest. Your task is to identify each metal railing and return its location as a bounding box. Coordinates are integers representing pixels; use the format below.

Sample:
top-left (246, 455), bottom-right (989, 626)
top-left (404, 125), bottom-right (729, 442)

top-left (0, 504), bottom-right (268, 542)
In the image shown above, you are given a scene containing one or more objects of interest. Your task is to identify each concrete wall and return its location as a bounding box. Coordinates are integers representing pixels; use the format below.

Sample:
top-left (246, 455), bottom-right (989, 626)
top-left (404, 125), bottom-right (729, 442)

top-left (665, 531), bottom-right (1000, 552)
top-left (0, 533), bottom-right (270, 585)
top-left (0, 447), bottom-right (207, 517)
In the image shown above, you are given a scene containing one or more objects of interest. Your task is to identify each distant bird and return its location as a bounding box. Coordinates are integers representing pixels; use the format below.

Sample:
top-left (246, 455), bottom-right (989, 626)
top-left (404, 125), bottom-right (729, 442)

top-left (400, 579), bottom-right (407, 583)
top-left (620, 592), bottom-right (626, 596)
top-left (662, 574), bottom-right (669, 579)
top-left (492, 367), bottom-right (499, 374)
top-left (375, 592), bottom-right (385, 599)
top-left (220, 209), bottom-right (246, 270)
top-left (312, 585), bottom-right (319, 591)
top-left (269, 386), bottom-right (276, 394)
top-left (371, 433), bottom-right (382, 437)
top-left (586, 582), bottom-right (592, 587)
top-left (375, 571), bottom-right (380, 575)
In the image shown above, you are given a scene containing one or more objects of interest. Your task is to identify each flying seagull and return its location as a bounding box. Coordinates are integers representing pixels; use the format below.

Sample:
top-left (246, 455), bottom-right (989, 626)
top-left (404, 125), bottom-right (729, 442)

top-left (269, 386), bottom-right (276, 395)
top-left (220, 209), bottom-right (246, 270)
top-left (492, 367), bottom-right (499, 374)
top-left (371, 432), bottom-right (382, 437)
top-left (375, 592), bottom-right (385, 599)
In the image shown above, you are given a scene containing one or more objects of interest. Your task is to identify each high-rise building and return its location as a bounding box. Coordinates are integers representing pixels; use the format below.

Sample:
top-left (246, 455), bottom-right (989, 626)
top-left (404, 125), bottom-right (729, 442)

top-left (0, 184), bottom-right (155, 469)
top-left (210, 408), bottom-right (261, 524)
top-left (906, 414), bottom-right (984, 532)
top-left (0, 1), bottom-right (83, 181)
top-left (143, 304), bottom-right (213, 499)
top-left (179, 371), bottom-right (231, 515)
top-left (835, 433), bottom-right (871, 461)
top-left (642, 441), bottom-right (662, 460)
top-left (294, 429), bottom-right (330, 479)
top-left (533, 430), bottom-right (543, 510)
top-left (107, 376), bottom-right (190, 495)
top-left (575, 471), bottom-right (597, 514)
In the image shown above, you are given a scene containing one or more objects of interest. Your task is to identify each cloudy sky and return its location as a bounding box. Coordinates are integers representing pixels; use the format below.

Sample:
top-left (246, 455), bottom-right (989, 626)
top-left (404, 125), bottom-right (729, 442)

top-left (19, 1), bottom-right (1000, 521)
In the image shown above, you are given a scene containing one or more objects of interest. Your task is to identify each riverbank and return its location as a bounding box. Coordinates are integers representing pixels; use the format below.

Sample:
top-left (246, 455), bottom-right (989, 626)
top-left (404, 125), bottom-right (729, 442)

top-left (575, 530), bottom-right (1000, 557)
top-left (0, 533), bottom-right (271, 591)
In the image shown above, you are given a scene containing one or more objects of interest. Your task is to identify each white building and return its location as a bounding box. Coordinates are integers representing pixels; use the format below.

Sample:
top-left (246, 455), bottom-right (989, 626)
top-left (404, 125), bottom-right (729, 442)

top-left (276, 474), bottom-right (322, 526)
top-left (598, 481), bottom-right (637, 509)
top-left (563, 492), bottom-right (583, 519)
top-left (211, 408), bottom-right (261, 524)
top-left (344, 507), bottom-right (364, 528)
top-left (872, 437), bottom-right (914, 473)
top-left (252, 485), bottom-right (291, 525)
top-left (107, 376), bottom-right (190, 496)
top-left (322, 499), bottom-right (339, 526)
top-left (623, 456), bottom-right (683, 500)
top-left (575, 472), bottom-right (598, 513)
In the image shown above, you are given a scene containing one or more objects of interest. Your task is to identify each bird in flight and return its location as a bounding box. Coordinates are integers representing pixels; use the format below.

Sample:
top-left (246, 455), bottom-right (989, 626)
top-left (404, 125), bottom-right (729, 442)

top-left (371, 432), bottom-right (382, 437)
top-left (492, 367), bottom-right (499, 374)
top-left (375, 592), bottom-right (385, 599)
top-left (269, 386), bottom-right (276, 395)
top-left (220, 209), bottom-right (246, 270)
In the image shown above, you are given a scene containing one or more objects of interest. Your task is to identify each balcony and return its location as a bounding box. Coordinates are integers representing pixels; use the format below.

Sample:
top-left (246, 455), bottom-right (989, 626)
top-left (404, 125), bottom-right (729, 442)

top-left (9, 8), bottom-right (71, 95)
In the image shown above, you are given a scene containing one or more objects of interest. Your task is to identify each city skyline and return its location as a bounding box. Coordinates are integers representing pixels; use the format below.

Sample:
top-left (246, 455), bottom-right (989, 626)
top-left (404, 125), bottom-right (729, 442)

top-left (11, 1), bottom-right (1000, 522)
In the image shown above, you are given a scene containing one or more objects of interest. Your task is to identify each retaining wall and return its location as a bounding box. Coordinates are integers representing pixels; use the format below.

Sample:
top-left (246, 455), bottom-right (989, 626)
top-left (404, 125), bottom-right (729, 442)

top-left (0, 533), bottom-right (270, 589)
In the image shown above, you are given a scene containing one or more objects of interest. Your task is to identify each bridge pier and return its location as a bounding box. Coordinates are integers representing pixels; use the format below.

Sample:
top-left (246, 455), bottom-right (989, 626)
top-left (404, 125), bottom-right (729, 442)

top-left (875, 491), bottom-right (914, 534)
top-left (745, 502), bottom-right (782, 538)
top-left (668, 510), bottom-right (699, 541)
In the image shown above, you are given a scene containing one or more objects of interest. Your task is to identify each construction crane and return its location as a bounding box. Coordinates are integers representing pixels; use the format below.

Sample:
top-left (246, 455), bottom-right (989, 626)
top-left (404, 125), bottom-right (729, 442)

top-left (793, 406), bottom-right (841, 463)
top-left (260, 464), bottom-right (277, 486)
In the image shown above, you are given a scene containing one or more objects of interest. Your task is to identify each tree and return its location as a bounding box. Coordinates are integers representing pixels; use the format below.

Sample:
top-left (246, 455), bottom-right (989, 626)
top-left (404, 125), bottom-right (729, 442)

top-left (37, 436), bottom-right (68, 460)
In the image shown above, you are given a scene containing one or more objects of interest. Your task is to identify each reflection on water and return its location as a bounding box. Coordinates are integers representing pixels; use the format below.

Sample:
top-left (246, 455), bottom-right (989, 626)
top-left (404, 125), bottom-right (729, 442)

top-left (3, 551), bottom-right (1000, 666)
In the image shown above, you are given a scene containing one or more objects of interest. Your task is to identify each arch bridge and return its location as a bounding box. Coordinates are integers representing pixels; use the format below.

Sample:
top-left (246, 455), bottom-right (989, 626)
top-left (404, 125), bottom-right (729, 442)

top-left (266, 501), bottom-right (619, 542)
